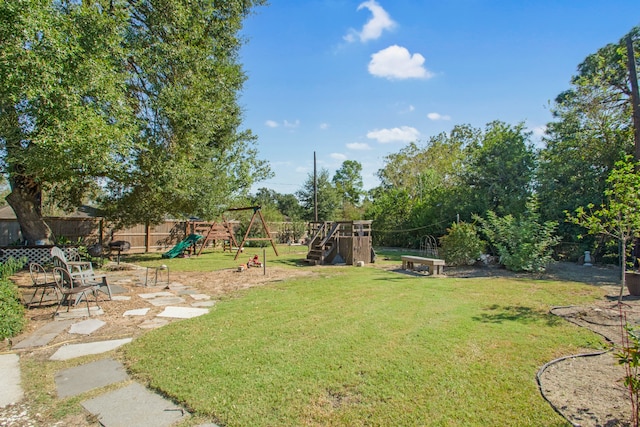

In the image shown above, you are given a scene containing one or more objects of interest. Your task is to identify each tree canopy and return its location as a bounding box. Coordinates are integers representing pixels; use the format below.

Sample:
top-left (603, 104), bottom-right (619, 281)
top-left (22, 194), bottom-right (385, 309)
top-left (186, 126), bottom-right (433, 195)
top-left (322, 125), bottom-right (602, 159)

top-left (0, 0), bottom-right (270, 243)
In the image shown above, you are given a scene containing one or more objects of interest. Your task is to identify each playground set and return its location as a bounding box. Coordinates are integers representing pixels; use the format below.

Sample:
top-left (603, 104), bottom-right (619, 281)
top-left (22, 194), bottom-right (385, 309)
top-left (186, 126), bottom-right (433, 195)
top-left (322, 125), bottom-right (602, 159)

top-left (305, 220), bottom-right (374, 266)
top-left (162, 206), bottom-right (279, 260)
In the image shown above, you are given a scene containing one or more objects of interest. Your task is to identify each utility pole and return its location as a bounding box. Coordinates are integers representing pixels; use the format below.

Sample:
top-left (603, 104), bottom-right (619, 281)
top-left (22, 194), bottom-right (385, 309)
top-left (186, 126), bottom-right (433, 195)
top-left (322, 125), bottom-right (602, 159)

top-left (626, 34), bottom-right (640, 161)
top-left (313, 151), bottom-right (318, 222)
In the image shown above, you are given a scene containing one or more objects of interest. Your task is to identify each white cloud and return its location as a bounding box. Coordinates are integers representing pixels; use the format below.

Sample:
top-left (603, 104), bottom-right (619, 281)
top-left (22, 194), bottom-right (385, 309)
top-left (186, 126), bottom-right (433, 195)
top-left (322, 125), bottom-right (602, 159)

top-left (265, 120), bottom-right (279, 128)
top-left (427, 112), bottom-right (451, 121)
top-left (347, 142), bottom-right (372, 150)
top-left (284, 119), bottom-right (300, 128)
top-left (532, 125), bottom-right (547, 138)
top-left (369, 45), bottom-right (433, 80)
top-left (295, 166), bottom-right (309, 173)
top-left (319, 123), bottom-right (329, 130)
top-left (330, 153), bottom-right (348, 161)
top-left (344, 0), bottom-right (396, 43)
top-left (366, 126), bottom-right (420, 143)
top-left (344, 0), bottom-right (395, 43)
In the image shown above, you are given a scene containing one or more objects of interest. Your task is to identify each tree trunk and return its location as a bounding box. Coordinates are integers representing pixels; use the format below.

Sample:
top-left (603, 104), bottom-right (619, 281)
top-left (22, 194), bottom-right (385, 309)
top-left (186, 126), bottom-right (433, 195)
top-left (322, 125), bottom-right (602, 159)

top-left (621, 239), bottom-right (627, 304)
top-left (626, 35), bottom-right (640, 161)
top-left (5, 174), bottom-right (53, 245)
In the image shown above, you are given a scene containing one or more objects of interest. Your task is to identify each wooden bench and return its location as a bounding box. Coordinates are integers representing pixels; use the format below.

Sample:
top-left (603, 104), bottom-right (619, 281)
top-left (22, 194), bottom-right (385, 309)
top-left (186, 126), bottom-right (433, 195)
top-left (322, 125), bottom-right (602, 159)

top-left (401, 255), bottom-right (445, 276)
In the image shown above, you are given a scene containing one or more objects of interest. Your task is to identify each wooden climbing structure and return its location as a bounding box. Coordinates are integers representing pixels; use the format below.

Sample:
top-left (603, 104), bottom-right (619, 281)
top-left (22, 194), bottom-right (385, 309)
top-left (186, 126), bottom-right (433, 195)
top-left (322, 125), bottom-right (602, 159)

top-left (190, 218), bottom-right (238, 255)
top-left (228, 206), bottom-right (279, 260)
top-left (305, 220), bottom-right (373, 265)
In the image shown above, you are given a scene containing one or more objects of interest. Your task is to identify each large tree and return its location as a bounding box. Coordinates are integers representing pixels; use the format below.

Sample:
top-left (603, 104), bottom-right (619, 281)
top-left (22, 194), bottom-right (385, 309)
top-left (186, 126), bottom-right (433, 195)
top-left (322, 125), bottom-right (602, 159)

top-left (461, 121), bottom-right (536, 218)
top-left (1, 0), bottom-right (135, 243)
top-left (332, 160), bottom-right (363, 206)
top-left (537, 25), bottom-right (639, 248)
top-left (0, 0), bottom-right (270, 243)
top-left (296, 168), bottom-right (340, 222)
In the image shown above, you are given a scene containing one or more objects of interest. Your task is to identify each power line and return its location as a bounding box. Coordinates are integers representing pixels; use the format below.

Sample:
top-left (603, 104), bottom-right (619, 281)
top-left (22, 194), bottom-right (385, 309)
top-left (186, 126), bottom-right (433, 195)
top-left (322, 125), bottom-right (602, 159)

top-left (374, 217), bottom-right (454, 234)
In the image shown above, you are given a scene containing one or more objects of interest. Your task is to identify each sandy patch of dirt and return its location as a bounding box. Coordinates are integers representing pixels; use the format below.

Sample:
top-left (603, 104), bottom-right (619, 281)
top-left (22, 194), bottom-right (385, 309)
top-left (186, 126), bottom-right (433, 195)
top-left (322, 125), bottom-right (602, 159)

top-left (7, 263), bottom-right (317, 356)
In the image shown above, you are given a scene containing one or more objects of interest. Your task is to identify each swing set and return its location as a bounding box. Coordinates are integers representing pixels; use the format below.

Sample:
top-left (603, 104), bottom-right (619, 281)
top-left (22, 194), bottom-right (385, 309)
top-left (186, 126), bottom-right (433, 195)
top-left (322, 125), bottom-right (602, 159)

top-left (192, 206), bottom-right (279, 260)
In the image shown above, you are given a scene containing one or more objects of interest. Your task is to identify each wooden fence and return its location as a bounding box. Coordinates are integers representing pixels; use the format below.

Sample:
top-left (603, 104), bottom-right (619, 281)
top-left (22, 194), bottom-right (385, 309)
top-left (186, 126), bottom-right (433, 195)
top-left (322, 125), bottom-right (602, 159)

top-left (0, 218), bottom-right (305, 254)
top-left (0, 218), bottom-right (186, 254)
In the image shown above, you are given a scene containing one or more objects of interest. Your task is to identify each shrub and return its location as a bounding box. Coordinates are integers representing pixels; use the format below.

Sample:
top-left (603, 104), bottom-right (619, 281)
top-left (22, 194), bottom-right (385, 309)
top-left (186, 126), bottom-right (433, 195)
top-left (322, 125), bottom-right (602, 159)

top-left (618, 321), bottom-right (640, 427)
top-left (0, 257), bottom-right (26, 340)
top-left (439, 221), bottom-right (485, 266)
top-left (475, 199), bottom-right (560, 272)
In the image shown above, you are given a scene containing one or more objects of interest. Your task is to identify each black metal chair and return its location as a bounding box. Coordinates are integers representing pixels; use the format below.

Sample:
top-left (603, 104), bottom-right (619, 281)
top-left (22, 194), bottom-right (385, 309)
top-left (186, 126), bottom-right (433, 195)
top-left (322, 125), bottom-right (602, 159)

top-left (52, 267), bottom-right (99, 317)
top-left (26, 262), bottom-right (60, 308)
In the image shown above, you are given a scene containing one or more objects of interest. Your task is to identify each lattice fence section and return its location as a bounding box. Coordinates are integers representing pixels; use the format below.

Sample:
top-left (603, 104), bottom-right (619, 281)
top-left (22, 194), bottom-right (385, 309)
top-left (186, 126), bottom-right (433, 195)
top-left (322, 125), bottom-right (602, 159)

top-left (0, 246), bottom-right (79, 265)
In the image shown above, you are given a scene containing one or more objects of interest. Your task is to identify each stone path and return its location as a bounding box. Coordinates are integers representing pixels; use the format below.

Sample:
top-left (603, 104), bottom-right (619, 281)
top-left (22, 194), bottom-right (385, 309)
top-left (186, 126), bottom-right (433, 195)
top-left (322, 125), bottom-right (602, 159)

top-left (1, 269), bottom-right (221, 427)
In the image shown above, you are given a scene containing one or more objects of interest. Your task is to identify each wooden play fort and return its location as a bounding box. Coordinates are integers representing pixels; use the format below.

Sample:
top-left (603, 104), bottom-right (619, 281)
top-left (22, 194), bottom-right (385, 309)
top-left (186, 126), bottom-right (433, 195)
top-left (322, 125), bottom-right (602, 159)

top-left (305, 220), bottom-right (374, 266)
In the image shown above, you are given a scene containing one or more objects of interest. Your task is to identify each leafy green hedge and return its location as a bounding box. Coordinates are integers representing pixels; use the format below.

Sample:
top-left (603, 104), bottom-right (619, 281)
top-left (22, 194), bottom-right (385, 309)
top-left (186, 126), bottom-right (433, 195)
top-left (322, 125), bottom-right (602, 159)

top-left (0, 257), bottom-right (26, 340)
top-left (439, 221), bottom-right (486, 266)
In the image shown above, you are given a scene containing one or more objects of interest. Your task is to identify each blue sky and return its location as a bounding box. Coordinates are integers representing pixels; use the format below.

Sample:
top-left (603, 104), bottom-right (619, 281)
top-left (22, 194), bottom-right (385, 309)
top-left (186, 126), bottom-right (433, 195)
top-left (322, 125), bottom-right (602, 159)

top-left (239, 0), bottom-right (640, 195)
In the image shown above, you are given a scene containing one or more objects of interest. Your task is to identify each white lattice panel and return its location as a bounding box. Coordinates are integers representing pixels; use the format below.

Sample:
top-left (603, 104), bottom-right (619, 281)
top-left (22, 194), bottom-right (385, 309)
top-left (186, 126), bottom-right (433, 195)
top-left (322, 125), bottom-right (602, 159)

top-left (0, 246), bottom-right (79, 266)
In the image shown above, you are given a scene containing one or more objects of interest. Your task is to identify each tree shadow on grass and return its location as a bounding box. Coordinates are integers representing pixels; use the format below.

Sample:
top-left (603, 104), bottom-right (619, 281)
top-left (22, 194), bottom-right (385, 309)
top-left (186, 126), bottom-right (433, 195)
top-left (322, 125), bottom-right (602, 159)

top-left (473, 304), bottom-right (563, 326)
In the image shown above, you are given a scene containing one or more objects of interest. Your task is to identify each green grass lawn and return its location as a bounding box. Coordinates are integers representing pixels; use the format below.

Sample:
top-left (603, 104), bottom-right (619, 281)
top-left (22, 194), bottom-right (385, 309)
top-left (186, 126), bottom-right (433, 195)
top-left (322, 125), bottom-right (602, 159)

top-left (124, 244), bottom-right (304, 272)
top-left (123, 250), bottom-right (606, 426)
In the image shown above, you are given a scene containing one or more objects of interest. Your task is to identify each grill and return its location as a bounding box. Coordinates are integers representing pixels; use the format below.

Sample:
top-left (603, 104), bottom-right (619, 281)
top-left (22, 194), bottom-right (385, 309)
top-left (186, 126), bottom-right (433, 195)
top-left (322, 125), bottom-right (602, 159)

top-left (108, 241), bottom-right (131, 264)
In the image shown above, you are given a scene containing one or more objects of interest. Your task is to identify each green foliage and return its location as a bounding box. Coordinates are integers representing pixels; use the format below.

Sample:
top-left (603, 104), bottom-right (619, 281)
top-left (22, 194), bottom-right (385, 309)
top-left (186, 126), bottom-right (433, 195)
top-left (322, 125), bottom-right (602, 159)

top-left (296, 168), bottom-right (340, 221)
top-left (439, 221), bottom-right (485, 266)
top-left (567, 156), bottom-right (640, 301)
top-left (0, 257), bottom-right (26, 340)
top-left (462, 121), bottom-right (537, 217)
top-left (0, 257), bottom-right (26, 279)
top-left (537, 26), bottom-right (638, 249)
top-left (366, 188), bottom-right (414, 246)
top-left (617, 323), bottom-right (640, 427)
top-left (476, 199), bottom-right (560, 272)
top-left (0, 0), bottom-right (271, 238)
top-left (332, 160), bottom-right (364, 206)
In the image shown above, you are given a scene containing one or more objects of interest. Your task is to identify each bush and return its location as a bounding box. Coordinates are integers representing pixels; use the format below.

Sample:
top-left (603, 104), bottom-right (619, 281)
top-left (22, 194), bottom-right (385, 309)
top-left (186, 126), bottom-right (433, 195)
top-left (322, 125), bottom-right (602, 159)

top-left (475, 200), bottom-right (560, 272)
top-left (439, 222), bottom-right (485, 266)
top-left (0, 257), bottom-right (26, 340)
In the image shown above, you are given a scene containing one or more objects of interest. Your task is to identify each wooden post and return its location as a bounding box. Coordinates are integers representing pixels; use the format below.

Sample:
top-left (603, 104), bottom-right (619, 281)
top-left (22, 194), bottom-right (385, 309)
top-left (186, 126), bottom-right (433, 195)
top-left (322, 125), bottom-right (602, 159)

top-left (145, 221), bottom-right (150, 253)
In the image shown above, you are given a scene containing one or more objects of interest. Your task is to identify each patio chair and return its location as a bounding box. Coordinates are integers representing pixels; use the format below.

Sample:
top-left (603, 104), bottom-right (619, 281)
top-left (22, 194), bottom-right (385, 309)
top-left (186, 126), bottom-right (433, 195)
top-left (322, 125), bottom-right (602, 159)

top-left (50, 246), bottom-right (92, 274)
top-left (26, 262), bottom-right (60, 308)
top-left (52, 266), bottom-right (99, 317)
top-left (51, 248), bottom-right (112, 300)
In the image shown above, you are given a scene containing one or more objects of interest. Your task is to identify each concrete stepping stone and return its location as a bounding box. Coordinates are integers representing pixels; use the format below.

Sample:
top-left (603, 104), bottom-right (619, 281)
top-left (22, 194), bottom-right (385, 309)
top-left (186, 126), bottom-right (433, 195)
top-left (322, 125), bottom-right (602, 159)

top-left (177, 289), bottom-right (197, 295)
top-left (157, 306), bottom-right (209, 319)
top-left (138, 318), bottom-right (169, 329)
top-left (55, 306), bottom-right (104, 319)
top-left (109, 284), bottom-right (129, 295)
top-left (50, 338), bottom-right (132, 361)
top-left (111, 295), bottom-right (131, 301)
top-left (123, 308), bottom-right (150, 316)
top-left (191, 301), bottom-right (216, 308)
top-left (0, 354), bottom-right (22, 407)
top-left (147, 296), bottom-right (185, 307)
top-left (138, 291), bottom-right (174, 299)
top-left (190, 294), bottom-right (210, 300)
top-left (69, 319), bottom-right (106, 335)
top-left (81, 382), bottom-right (188, 427)
top-left (55, 358), bottom-right (129, 398)
top-left (13, 319), bottom-right (74, 349)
